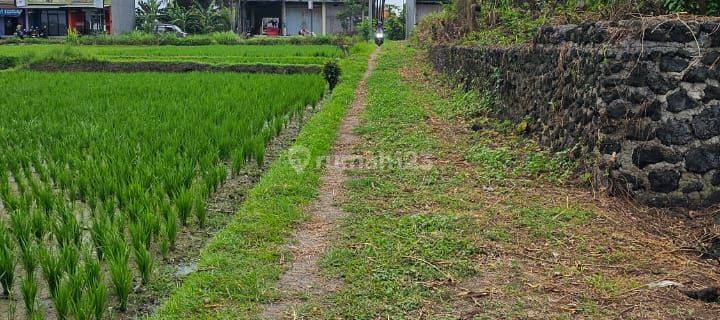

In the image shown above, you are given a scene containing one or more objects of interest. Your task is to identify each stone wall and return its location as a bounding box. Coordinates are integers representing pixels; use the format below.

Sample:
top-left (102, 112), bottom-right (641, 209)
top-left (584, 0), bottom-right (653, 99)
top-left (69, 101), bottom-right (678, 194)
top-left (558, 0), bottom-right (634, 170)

top-left (429, 18), bottom-right (720, 207)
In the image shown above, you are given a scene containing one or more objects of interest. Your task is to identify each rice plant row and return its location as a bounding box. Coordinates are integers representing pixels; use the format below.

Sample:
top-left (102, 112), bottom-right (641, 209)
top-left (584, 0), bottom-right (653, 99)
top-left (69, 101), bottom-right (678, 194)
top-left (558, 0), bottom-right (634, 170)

top-left (0, 44), bottom-right (342, 65)
top-left (0, 71), bottom-right (326, 318)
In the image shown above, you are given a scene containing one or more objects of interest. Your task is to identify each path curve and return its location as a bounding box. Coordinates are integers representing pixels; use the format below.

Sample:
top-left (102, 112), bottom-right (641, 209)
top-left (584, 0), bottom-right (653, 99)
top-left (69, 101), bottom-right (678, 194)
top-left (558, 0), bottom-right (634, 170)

top-left (260, 47), bottom-right (380, 319)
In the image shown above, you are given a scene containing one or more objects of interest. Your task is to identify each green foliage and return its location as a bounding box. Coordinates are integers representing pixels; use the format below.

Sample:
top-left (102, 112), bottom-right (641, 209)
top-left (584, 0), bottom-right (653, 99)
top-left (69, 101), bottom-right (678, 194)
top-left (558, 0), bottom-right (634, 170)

top-left (60, 244), bottom-right (80, 276)
top-left (165, 205), bottom-right (179, 250)
top-left (20, 274), bottom-right (38, 319)
top-left (88, 282), bottom-right (108, 320)
top-left (136, 0), bottom-right (231, 34)
top-left (134, 243), bottom-right (153, 285)
top-left (107, 235), bottom-right (132, 311)
top-left (664, 0), bottom-right (720, 15)
top-left (385, 16), bottom-right (406, 40)
top-left (29, 208), bottom-right (47, 242)
top-left (176, 189), bottom-right (193, 226)
top-left (20, 242), bottom-right (37, 276)
top-left (53, 276), bottom-right (73, 320)
top-left (39, 247), bottom-right (62, 296)
top-left (136, 0), bottom-right (165, 33)
top-left (415, 0), bottom-right (676, 46)
top-left (54, 204), bottom-right (82, 248)
top-left (90, 212), bottom-right (111, 261)
top-left (194, 189), bottom-right (207, 229)
top-left (9, 209), bottom-right (32, 250)
top-left (0, 56), bottom-right (17, 70)
top-left (82, 251), bottom-right (101, 289)
top-left (0, 44), bottom-right (342, 66)
top-left (324, 60), bottom-right (342, 89)
top-left (0, 220), bottom-right (15, 297)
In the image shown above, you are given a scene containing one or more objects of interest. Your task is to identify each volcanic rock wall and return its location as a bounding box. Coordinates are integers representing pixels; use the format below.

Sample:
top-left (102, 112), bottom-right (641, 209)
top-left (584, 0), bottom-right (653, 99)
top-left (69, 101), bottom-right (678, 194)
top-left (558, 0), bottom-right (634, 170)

top-left (429, 18), bottom-right (720, 207)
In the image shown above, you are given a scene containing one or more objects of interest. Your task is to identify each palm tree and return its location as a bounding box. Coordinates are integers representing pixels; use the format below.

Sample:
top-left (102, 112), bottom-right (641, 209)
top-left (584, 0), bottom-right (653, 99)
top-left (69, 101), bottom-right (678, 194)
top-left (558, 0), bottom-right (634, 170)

top-left (166, 2), bottom-right (196, 32)
top-left (192, 1), bottom-right (227, 33)
top-left (136, 0), bottom-right (166, 32)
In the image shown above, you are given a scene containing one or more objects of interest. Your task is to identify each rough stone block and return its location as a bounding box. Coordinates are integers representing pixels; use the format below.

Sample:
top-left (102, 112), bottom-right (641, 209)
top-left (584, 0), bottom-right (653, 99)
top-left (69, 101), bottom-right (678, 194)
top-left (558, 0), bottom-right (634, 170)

top-left (632, 144), bottom-right (679, 169)
top-left (685, 145), bottom-right (720, 173)
top-left (649, 170), bottom-right (681, 193)
top-left (691, 105), bottom-right (720, 139)
top-left (666, 89), bottom-right (699, 112)
top-left (657, 119), bottom-right (694, 145)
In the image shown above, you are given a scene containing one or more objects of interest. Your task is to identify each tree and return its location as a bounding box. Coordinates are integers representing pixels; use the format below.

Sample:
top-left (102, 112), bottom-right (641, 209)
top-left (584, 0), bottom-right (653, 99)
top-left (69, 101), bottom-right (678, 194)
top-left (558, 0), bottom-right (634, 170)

top-left (136, 0), bottom-right (166, 32)
top-left (166, 1), bottom-right (197, 32)
top-left (193, 1), bottom-right (231, 33)
top-left (337, 0), bottom-right (366, 33)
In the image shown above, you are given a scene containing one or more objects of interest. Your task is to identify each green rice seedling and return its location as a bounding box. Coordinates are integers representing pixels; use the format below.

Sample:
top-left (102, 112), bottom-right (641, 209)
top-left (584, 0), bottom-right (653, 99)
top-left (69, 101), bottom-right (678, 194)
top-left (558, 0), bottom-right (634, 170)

top-left (88, 282), bottom-right (108, 320)
top-left (72, 295), bottom-right (93, 320)
top-left (160, 234), bottom-right (170, 260)
top-left (20, 273), bottom-right (38, 316)
top-left (0, 221), bottom-right (15, 297)
top-left (67, 270), bottom-right (84, 308)
top-left (82, 251), bottom-right (101, 289)
top-left (35, 184), bottom-right (55, 213)
top-left (215, 165), bottom-right (228, 188)
top-left (20, 242), bottom-right (37, 276)
top-left (52, 276), bottom-right (73, 320)
top-left (129, 220), bottom-right (151, 252)
top-left (133, 243), bottom-right (153, 285)
top-left (39, 247), bottom-right (62, 295)
top-left (54, 204), bottom-right (81, 247)
top-left (160, 198), bottom-right (172, 221)
top-left (194, 188), bottom-right (207, 229)
top-left (29, 208), bottom-right (47, 242)
top-left (9, 209), bottom-right (32, 249)
top-left (175, 189), bottom-right (193, 226)
top-left (231, 149), bottom-right (245, 175)
top-left (60, 244), bottom-right (79, 275)
top-left (108, 248), bottom-right (131, 311)
top-left (144, 209), bottom-right (161, 241)
top-left (166, 208), bottom-right (178, 250)
top-left (253, 137), bottom-right (266, 167)
top-left (90, 212), bottom-right (111, 261)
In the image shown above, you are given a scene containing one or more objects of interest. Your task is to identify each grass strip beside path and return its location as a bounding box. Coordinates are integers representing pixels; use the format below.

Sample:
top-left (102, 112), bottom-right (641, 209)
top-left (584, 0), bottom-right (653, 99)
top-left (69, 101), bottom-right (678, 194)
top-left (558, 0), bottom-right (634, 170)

top-left (152, 42), bottom-right (374, 319)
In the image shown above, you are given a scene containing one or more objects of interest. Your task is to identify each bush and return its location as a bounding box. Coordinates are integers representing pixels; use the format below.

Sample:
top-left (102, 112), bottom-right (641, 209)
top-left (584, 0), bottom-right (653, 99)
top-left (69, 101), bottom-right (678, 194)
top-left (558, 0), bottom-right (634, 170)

top-left (0, 56), bottom-right (18, 70)
top-left (385, 16), bottom-right (405, 40)
top-left (323, 60), bottom-right (342, 89)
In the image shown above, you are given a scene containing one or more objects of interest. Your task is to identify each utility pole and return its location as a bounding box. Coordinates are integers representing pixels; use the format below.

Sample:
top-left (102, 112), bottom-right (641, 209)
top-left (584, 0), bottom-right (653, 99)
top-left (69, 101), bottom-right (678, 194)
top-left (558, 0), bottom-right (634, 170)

top-left (405, 0), bottom-right (415, 38)
top-left (309, 0), bottom-right (313, 34)
top-left (368, 0), bottom-right (372, 29)
top-left (111, 0), bottom-right (135, 34)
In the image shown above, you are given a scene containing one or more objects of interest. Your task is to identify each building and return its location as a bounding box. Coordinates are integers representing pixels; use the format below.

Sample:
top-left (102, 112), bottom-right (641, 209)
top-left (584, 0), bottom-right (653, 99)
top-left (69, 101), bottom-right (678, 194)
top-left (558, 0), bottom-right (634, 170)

top-left (237, 0), bottom-right (443, 36)
top-left (0, 0), bottom-right (22, 36)
top-left (238, 0), bottom-right (345, 36)
top-left (3, 0), bottom-right (441, 37)
top-left (0, 0), bottom-right (112, 37)
top-left (405, 0), bottom-right (443, 36)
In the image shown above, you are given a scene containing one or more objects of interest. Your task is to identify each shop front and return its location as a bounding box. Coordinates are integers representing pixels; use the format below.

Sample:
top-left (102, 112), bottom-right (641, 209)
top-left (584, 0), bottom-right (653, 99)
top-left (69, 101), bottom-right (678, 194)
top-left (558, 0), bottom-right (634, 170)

top-left (0, 1), bottom-right (23, 37)
top-left (67, 0), bottom-right (107, 34)
top-left (18, 0), bottom-right (108, 36)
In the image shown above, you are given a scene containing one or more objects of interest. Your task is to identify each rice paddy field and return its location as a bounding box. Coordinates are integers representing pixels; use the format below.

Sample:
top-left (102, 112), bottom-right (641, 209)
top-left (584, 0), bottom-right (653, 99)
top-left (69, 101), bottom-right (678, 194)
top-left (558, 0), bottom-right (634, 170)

top-left (0, 44), bottom-right (342, 65)
top-left (0, 43), bottom-right (339, 319)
